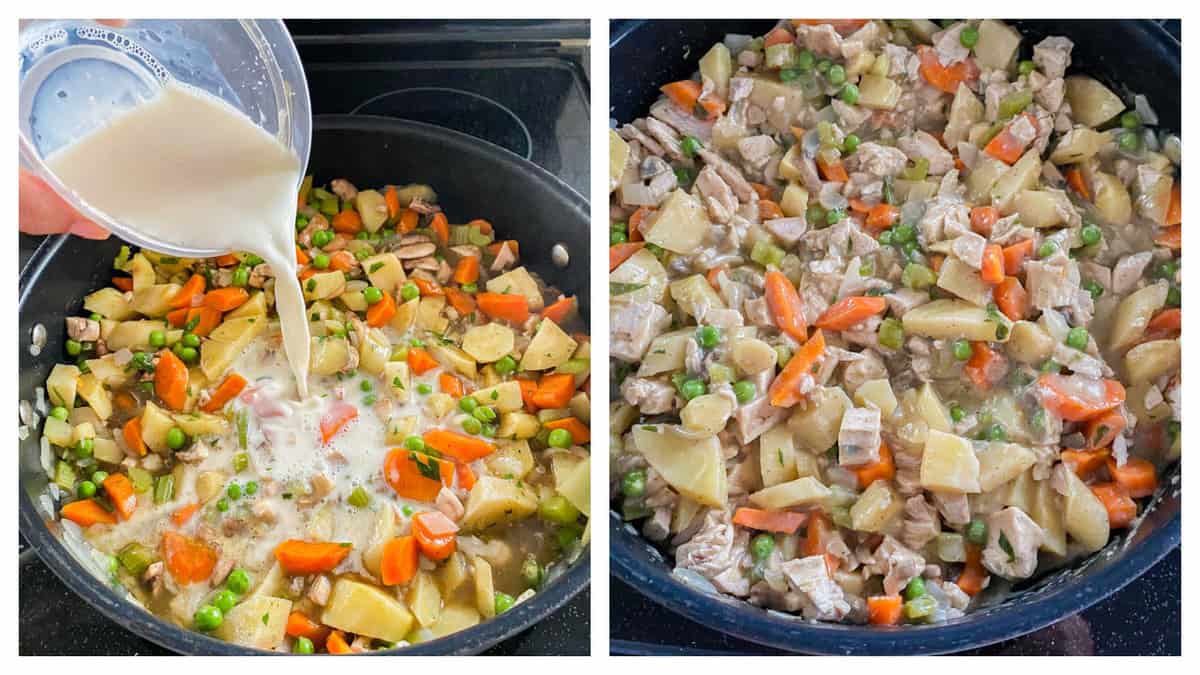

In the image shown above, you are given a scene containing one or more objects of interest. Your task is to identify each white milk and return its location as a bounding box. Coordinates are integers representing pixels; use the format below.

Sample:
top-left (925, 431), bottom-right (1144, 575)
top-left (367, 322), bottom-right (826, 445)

top-left (47, 82), bottom-right (311, 397)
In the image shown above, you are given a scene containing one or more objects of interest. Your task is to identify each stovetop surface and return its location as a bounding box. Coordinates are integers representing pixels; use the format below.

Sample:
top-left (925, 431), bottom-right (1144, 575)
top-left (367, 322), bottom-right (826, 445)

top-left (19, 19), bottom-right (590, 656)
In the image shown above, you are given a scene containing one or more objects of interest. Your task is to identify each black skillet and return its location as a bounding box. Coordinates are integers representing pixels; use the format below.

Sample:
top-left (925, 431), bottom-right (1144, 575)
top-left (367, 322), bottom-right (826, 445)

top-left (18, 115), bottom-right (590, 655)
top-left (610, 19), bottom-right (1180, 655)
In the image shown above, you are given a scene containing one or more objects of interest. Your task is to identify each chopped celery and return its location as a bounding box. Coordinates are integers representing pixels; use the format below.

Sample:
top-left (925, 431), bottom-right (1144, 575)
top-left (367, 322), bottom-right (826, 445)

top-left (448, 225), bottom-right (472, 246)
top-left (154, 474), bottom-right (175, 504)
top-left (233, 452), bottom-right (249, 473)
top-left (817, 121), bottom-right (838, 146)
top-left (555, 358), bottom-right (590, 375)
top-left (311, 186), bottom-right (334, 201)
top-left (878, 317), bottom-right (905, 350)
top-left (998, 89), bottom-right (1034, 119)
top-left (117, 542), bottom-right (158, 576)
top-left (319, 197), bottom-right (339, 216)
top-left (751, 239), bottom-right (786, 268)
top-left (54, 461), bottom-right (76, 493)
top-left (904, 594), bottom-right (938, 621)
top-left (236, 410), bottom-right (249, 450)
top-left (127, 467), bottom-right (153, 493)
top-left (707, 362), bottom-right (734, 384)
top-left (764, 43), bottom-right (799, 69)
top-left (902, 263), bottom-right (937, 290)
top-left (467, 228), bottom-right (494, 246)
top-left (901, 157), bottom-right (929, 181)
top-left (774, 345), bottom-right (792, 367)
top-left (113, 245), bottom-right (132, 272)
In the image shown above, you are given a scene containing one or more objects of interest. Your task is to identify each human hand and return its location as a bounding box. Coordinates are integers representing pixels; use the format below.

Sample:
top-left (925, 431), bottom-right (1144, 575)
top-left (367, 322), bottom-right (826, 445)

top-left (19, 168), bottom-right (110, 240)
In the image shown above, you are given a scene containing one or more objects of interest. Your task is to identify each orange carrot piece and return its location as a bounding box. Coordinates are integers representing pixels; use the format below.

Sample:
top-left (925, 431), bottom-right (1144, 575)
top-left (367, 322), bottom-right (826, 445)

top-left (328, 250), bottom-right (357, 273)
top-left (477, 292), bottom-right (530, 323)
top-left (444, 287), bottom-right (476, 315)
top-left (407, 347), bottom-right (439, 375)
top-left (763, 26), bottom-right (794, 47)
top-left (422, 429), bottom-right (497, 462)
top-left (383, 448), bottom-right (454, 502)
top-left (1065, 168), bottom-right (1090, 200)
top-left (768, 329), bottom-right (827, 408)
top-left (609, 241), bottom-right (646, 272)
top-left (847, 198), bottom-right (871, 214)
top-left (1061, 448), bottom-right (1111, 478)
top-left (439, 372), bottom-right (466, 397)
top-left (453, 255), bottom-right (480, 285)
top-left (866, 203), bottom-right (899, 230)
top-left (122, 417), bottom-right (147, 457)
top-left (814, 296), bottom-right (887, 331)
top-left (161, 531), bottom-right (218, 584)
top-left (980, 244), bottom-right (1004, 284)
top-left (541, 296), bottom-right (576, 325)
top-left (61, 499), bottom-right (117, 527)
top-left (456, 462), bottom-right (477, 491)
top-left (411, 277), bottom-right (443, 297)
top-left (852, 441), bottom-right (895, 488)
top-left (969, 206), bottom-right (1000, 236)
top-left (1036, 374), bottom-right (1126, 422)
top-left (1084, 410), bottom-right (1126, 450)
top-left (184, 306), bottom-right (222, 337)
top-left (204, 287), bottom-right (249, 311)
top-left (1155, 224), bottom-right (1181, 250)
top-left (295, 245), bottom-right (309, 266)
top-left (659, 79), bottom-right (726, 120)
top-left (993, 276), bottom-right (1029, 321)
top-left (628, 206), bottom-right (653, 241)
top-left (1166, 183), bottom-right (1181, 226)
top-left (956, 545), bottom-right (988, 596)
top-left (517, 378), bottom-right (539, 412)
top-left (531, 372), bottom-right (577, 409)
top-left (1090, 482), bottom-right (1137, 528)
top-left (170, 274), bottom-right (206, 309)
top-left (543, 416), bottom-right (591, 445)
top-left (319, 402), bottom-right (358, 444)
top-left (764, 271), bottom-right (808, 341)
top-left (929, 254), bottom-right (945, 273)
top-left (706, 265), bottom-right (728, 290)
top-left (412, 511), bottom-right (459, 561)
top-left (964, 342), bottom-right (1000, 391)
top-left (380, 536), bottom-right (420, 586)
top-left (867, 595), bottom-right (904, 626)
top-left (430, 212), bottom-right (450, 246)
top-left (1144, 308), bottom-right (1182, 341)
top-left (384, 186), bottom-right (401, 220)
top-left (397, 208), bottom-right (419, 234)
top-left (731, 507), bottom-right (808, 534)
top-left (326, 630), bottom-right (353, 654)
top-left (749, 182), bottom-right (774, 200)
top-left (155, 349), bottom-right (188, 411)
top-left (1002, 239), bottom-right (1035, 276)
top-left (200, 373), bottom-right (248, 413)
top-left (366, 290), bottom-right (397, 328)
top-left (331, 209), bottom-right (363, 234)
top-left (468, 218), bottom-right (493, 235)
top-left (803, 511), bottom-right (840, 574)
top-left (1106, 456), bottom-right (1159, 498)
top-left (111, 276), bottom-right (134, 292)
top-left (215, 254), bottom-right (239, 267)
top-left (984, 113), bottom-right (1036, 165)
top-left (759, 199), bottom-right (784, 221)
top-left (917, 45), bottom-right (979, 93)
top-left (286, 611), bottom-right (330, 642)
top-left (816, 157), bottom-right (849, 183)
top-left (171, 503), bottom-right (201, 527)
top-left (274, 539), bottom-right (352, 575)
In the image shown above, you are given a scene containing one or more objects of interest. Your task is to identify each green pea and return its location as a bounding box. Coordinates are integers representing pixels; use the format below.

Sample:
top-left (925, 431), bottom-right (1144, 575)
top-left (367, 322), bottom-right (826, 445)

top-left (1156, 261), bottom-right (1180, 279)
top-left (816, 59), bottom-right (831, 74)
top-left (826, 208), bottom-right (845, 226)
top-left (1083, 279), bottom-right (1104, 300)
top-left (313, 253), bottom-right (331, 269)
top-left (621, 469), bottom-right (646, 497)
top-left (495, 355), bottom-right (518, 375)
top-left (494, 591), bottom-right (516, 615)
top-left (212, 589), bottom-right (237, 613)
top-left (610, 230), bottom-right (628, 246)
top-left (547, 428), bottom-right (573, 449)
top-left (348, 486), bottom-right (370, 508)
top-left (959, 26), bottom-right (980, 48)
top-left (296, 214), bottom-right (309, 230)
top-left (462, 416), bottom-right (483, 434)
top-left (1018, 60), bottom-right (1037, 76)
top-left (363, 286), bottom-right (383, 305)
top-left (245, 481), bottom-right (259, 496)
top-left (839, 83), bottom-right (859, 105)
top-left (293, 636), bottom-right (315, 654)
top-left (405, 436), bottom-right (426, 452)
top-left (795, 49), bottom-right (815, 71)
top-left (985, 423), bottom-right (1007, 441)
top-left (89, 312), bottom-right (102, 322)
top-left (1037, 240), bottom-right (1058, 258)
top-left (50, 406), bottom-right (69, 421)
top-left (611, 221), bottom-right (627, 234)
top-left (842, 133), bottom-right (861, 154)
top-left (1166, 286), bottom-right (1181, 308)
top-left (779, 67), bottom-right (802, 82)
top-left (1118, 131), bottom-right (1140, 152)
top-left (903, 576), bottom-right (927, 601)
top-left (226, 568), bottom-right (251, 595)
top-left (91, 470), bottom-right (109, 484)
top-left (400, 282), bottom-right (420, 301)
top-left (1080, 223), bottom-right (1102, 246)
top-left (1064, 326), bottom-right (1089, 351)
top-left (194, 604), bottom-right (223, 631)
top-left (182, 332), bottom-right (201, 349)
top-left (679, 378), bottom-right (706, 401)
top-left (149, 330), bottom-right (166, 348)
top-left (166, 427), bottom-right (187, 450)
top-left (674, 167), bottom-right (695, 186)
top-left (539, 494), bottom-right (581, 525)
top-left (952, 339), bottom-right (972, 361)
top-left (74, 438), bottom-right (94, 459)
top-left (680, 135), bottom-right (702, 157)
top-left (521, 558), bottom-right (544, 588)
top-left (555, 525), bottom-right (582, 549)
top-left (1120, 111), bottom-right (1141, 129)
top-left (458, 396), bottom-right (480, 414)
top-left (965, 518), bottom-right (987, 546)
top-left (65, 339), bottom-right (82, 356)
top-left (227, 483), bottom-right (242, 500)
top-left (461, 282), bottom-right (478, 293)
top-left (733, 380), bottom-right (757, 404)
top-left (472, 405), bottom-right (497, 423)
top-left (806, 203), bottom-right (827, 226)
top-left (312, 229), bottom-right (334, 248)
top-left (77, 480), bottom-right (97, 498)
top-left (232, 266), bottom-right (250, 287)
top-left (480, 423), bottom-right (496, 438)
top-left (696, 325), bottom-right (721, 349)
top-left (751, 533), bottom-right (775, 561)
top-left (949, 405), bottom-right (965, 423)
top-left (827, 64), bottom-right (846, 85)
top-left (178, 346), bottom-right (198, 363)
top-left (878, 230), bottom-right (894, 245)
top-left (402, 505), bottom-right (414, 517)
top-left (417, 383), bottom-right (433, 395)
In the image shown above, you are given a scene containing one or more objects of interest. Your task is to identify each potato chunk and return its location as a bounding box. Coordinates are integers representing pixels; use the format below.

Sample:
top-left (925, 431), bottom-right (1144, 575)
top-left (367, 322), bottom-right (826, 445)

top-left (903, 299), bottom-right (1012, 342)
top-left (462, 323), bottom-right (515, 363)
top-left (920, 430), bottom-right (981, 494)
top-left (1065, 75), bottom-right (1125, 127)
top-left (486, 266), bottom-right (544, 311)
top-left (519, 319), bottom-right (577, 371)
top-left (216, 595), bottom-right (291, 649)
top-left (322, 577), bottom-right (414, 642)
top-left (632, 424), bottom-right (726, 507)
top-left (642, 189), bottom-right (711, 255)
top-left (750, 476), bottom-right (832, 510)
top-left (461, 476), bottom-right (539, 531)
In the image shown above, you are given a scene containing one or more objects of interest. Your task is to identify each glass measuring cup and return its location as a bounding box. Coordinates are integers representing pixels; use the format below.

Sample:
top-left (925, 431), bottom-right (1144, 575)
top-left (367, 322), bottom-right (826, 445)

top-left (18, 19), bottom-right (312, 258)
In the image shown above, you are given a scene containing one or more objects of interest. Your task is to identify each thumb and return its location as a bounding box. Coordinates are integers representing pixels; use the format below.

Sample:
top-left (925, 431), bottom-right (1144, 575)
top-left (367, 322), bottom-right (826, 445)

top-left (19, 168), bottom-right (110, 239)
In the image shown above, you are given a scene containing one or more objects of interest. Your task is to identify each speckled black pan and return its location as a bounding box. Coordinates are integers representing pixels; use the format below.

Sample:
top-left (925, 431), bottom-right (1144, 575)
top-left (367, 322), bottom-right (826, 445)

top-left (609, 18), bottom-right (1179, 655)
top-left (19, 115), bottom-right (590, 655)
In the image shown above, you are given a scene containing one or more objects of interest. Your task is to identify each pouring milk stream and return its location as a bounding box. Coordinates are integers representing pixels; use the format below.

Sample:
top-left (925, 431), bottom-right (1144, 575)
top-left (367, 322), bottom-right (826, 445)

top-left (46, 82), bottom-right (312, 399)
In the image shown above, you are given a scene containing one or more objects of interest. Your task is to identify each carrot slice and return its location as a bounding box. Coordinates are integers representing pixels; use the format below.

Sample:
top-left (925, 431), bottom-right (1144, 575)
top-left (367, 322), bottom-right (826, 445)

top-left (816, 157), bottom-right (849, 183)
top-left (169, 274), bottom-right (206, 309)
top-left (759, 199), bottom-right (784, 220)
top-left (1155, 225), bottom-right (1181, 250)
top-left (286, 611), bottom-right (330, 643)
top-left (1166, 182), bottom-right (1181, 226)
top-left (916, 45), bottom-right (979, 93)
top-left (980, 244), bottom-right (1004, 285)
top-left (111, 276), bottom-right (134, 292)
top-left (331, 209), bottom-right (363, 234)
top-left (319, 401), bottom-right (358, 444)
top-left (384, 186), bottom-right (401, 220)
top-left (326, 630), bottom-right (353, 654)
top-left (865, 203), bottom-right (899, 230)
top-left (274, 539), bottom-right (352, 575)
top-left (438, 372), bottom-right (466, 398)
top-left (541, 296), bottom-right (576, 325)
top-left (444, 287), bottom-right (476, 315)
top-left (803, 511), bottom-right (840, 574)
top-left (61, 499), bottom-right (117, 527)
top-left (184, 306), bottom-right (222, 337)
top-left (1106, 456), bottom-right (1158, 498)
top-left (215, 254), bottom-right (239, 267)
top-left (763, 26), bottom-right (794, 47)
top-left (517, 378), bottom-right (539, 412)
top-left (867, 595), bottom-right (904, 626)
top-left (486, 240), bottom-right (520, 259)
top-left (407, 347), bottom-right (439, 375)
top-left (984, 113), bottom-right (1037, 165)
top-left (422, 429), bottom-right (497, 463)
top-left (764, 271), bottom-right (808, 341)
top-left (295, 245), bottom-right (309, 266)
top-left (659, 79), bottom-right (726, 120)
top-left (468, 218), bottom-right (493, 236)
top-left (531, 372), bottom-right (577, 409)
top-left (1090, 482), bottom-right (1138, 528)
top-left (1084, 410), bottom-right (1126, 450)
top-left (383, 448), bottom-right (454, 502)
top-left (162, 531), bottom-right (218, 584)
top-left (204, 287), bottom-right (249, 311)
top-left (814, 296), bottom-right (887, 331)
top-left (628, 206), bottom-right (653, 241)
top-left (851, 440), bottom-right (895, 488)
top-left (412, 511), bottom-right (459, 561)
top-left (969, 206), bottom-right (1000, 236)
top-left (329, 250), bottom-right (356, 272)
top-left (366, 290), bottom-right (397, 327)
top-left (477, 292), bottom-right (530, 323)
top-left (170, 503), bottom-right (201, 527)
top-left (964, 342), bottom-right (1001, 391)
top-left (200, 373), bottom-right (248, 413)
top-left (380, 536), bottom-right (420, 586)
top-left (1061, 448), bottom-right (1110, 478)
top-left (731, 507), bottom-right (808, 534)
top-left (397, 208), bottom-right (419, 234)
top-left (956, 544), bottom-right (988, 596)
top-left (543, 416), bottom-right (591, 445)
top-left (768, 329), bottom-right (826, 408)
top-left (430, 212), bottom-right (450, 246)
top-left (993, 276), bottom-right (1029, 322)
top-left (154, 349), bottom-right (188, 411)
top-left (609, 241), bottom-right (646, 272)
top-left (453, 256), bottom-right (480, 285)
top-left (1144, 308), bottom-right (1182, 341)
top-left (1036, 374), bottom-right (1125, 421)
top-left (1001, 239), bottom-right (1035, 276)
top-left (122, 417), bottom-right (147, 457)
top-left (1065, 168), bottom-right (1091, 200)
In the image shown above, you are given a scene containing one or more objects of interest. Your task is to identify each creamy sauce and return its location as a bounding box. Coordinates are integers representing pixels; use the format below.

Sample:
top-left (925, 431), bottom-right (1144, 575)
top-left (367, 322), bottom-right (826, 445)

top-left (46, 82), bottom-right (311, 397)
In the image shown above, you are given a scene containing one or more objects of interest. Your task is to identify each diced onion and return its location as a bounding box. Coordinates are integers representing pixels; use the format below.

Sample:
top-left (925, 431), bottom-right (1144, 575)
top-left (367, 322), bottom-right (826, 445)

top-left (1134, 94), bottom-right (1159, 126)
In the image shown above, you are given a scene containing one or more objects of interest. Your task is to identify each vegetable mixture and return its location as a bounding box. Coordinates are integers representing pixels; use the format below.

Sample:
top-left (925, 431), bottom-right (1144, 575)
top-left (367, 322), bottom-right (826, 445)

top-left (41, 177), bottom-right (590, 651)
top-left (610, 19), bottom-right (1179, 625)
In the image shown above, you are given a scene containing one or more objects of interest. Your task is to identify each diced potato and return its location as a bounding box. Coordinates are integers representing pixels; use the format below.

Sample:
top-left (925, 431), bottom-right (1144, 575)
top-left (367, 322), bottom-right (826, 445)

top-left (633, 424), bottom-right (726, 507)
top-left (520, 319), bottom-right (577, 371)
top-left (429, 342), bottom-right (477, 379)
top-left (920, 430), bottom-right (981, 494)
top-left (1048, 127), bottom-right (1108, 164)
top-left (672, 497), bottom-right (703, 534)
top-left (385, 415), bottom-right (418, 445)
top-left (698, 42), bottom-right (732, 99)
top-left (358, 327), bottom-right (391, 376)
top-left (1136, 169), bottom-right (1173, 226)
top-left (322, 577), bottom-right (414, 642)
top-left (360, 252), bottom-right (406, 295)
top-left (750, 476), bottom-right (831, 510)
top-left (391, 297), bottom-right (419, 334)
top-left (990, 149), bottom-right (1041, 210)
top-left (850, 480), bottom-right (903, 533)
top-left (610, 248), bottom-right (670, 304)
top-left (201, 316), bottom-right (266, 380)
top-left (470, 381), bottom-right (524, 413)
top-left (139, 401), bottom-right (175, 453)
top-left (1110, 281), bottom-right (1168, 351)
top-left (93, 437), bottom-right (122, 464)
top-left (554, 454), bottom-right (590, 516)
top-left (1002, 468), bottom-right (1036, 513)
top-left (893, 179), bottom-right (938, 202)
top-left (787, 386), bottom-right (852, 453)
top-left (779, 182), bottom-right (809, 218)
top-left (610, 401), bottom-right (639, 436)
top-left (936, 533), bottom-right (967, 563)
top-left (195, 470), bottom-right (227, 503)
top-left (974, 20), bottom-right (1021, 71)
top-left (355, 189), bottom-right (389, 232)
top-left (474, 558), bottom-right (496, 619)
top-left (425, 392), bottom-right (456, 419)
top-left (731, 337), bottom-right (778, 375)
top-left (965, 156), bottom-right (1010, 205)
top-left (1065, 75), bottom-right (1125, 127)
top-left (393, 183), bottom-right (437, 208)
top-left (1006, 321), bottom-right (1056, 364)
top-left (1029, 477), bottom-right (1067, 556)
top-left (416, 295), bottom-right (449, 333)
top-left (463, 323), bottom-right (515, 363)
top-left (758, 423), bottom-right (797, 488)
top-left (569, 391), bottom-right (590, 424)
top-left (669, 274), bottom-right (726, 321)
top-left (854, 379), bottom-right (898, 418)
top-left (46, 363), bottom-right (80, 408)
top-left (84, 287), bottom-right (136, 321)
top-left (461, 476), bottom-right (539, 531)
top-left (903, 299), bottom-right (1012, 342)
top-left (844, 50), bottom-right (875, 78)
top-left (944, 83), bottom-right (984, 146)
top-left (486, 440), bottom-right (535, 480)
top-left (497, 411), bottom-right (540, 440)
top-left (224, 291), bottom-right (267, 320)
top-left (609, 129), bottom-right (631, 193)
top-left (1091, 171), bottom-right (1133, 225)
top-left (976, 442), bottom-right (1037, 492)
top-left (1125, 339), bottom-right (1180, 384)
top-left (438, 553), bottom-right (470, 596)
top-left (1062, 463), bottom-right (1111, 552)
top-left (642, 189), bottom-right (711, 255)
top-left (42, 416), bottom-right (73, 447)
top-left (638, 330), bottom-right (692, 376)
top-left (1012, 189), bottom-right (1072, 228)
top-left (1127, 381), bottom-right (1173, 427)
top-left (362, 505), bottom-right (398, 579)
top-left (746, 73), bottom-right (807, 119)
top-left (309, 336), bottom-right (350, 376)
top-left (126, 254), bottom-right (156, 290)
top-left (778, 145), bottom-right (808, 183)
top-left (215, 595), bottom-right (291, 649)
top-left (303, 270), bottom-right (347, 302)
top-left (130, 283), bottom-right (182, 318)
top-left (429, 603), bottom-right (481, 638)
top-left (172, 411), bottom-right (229, 437)
top-left (680, 394), bottom-right (734, 435)
top-left (406, 570), bottom-right (442, 628)
top-left (916, 383), bottom-right (952, 433)
top-left (486, 266), bottom-right (544, 311)
top-left (106, 320), bottom-right (168, 351)
top-left (857, 74), bottom-right (901, 110)
top-left (937, 256), bottom-right (994, 307)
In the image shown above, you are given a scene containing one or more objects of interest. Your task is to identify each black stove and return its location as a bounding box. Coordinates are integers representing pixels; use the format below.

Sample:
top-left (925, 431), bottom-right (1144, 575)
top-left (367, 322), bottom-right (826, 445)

top-left (19, 19), bottom-right (590, 656)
